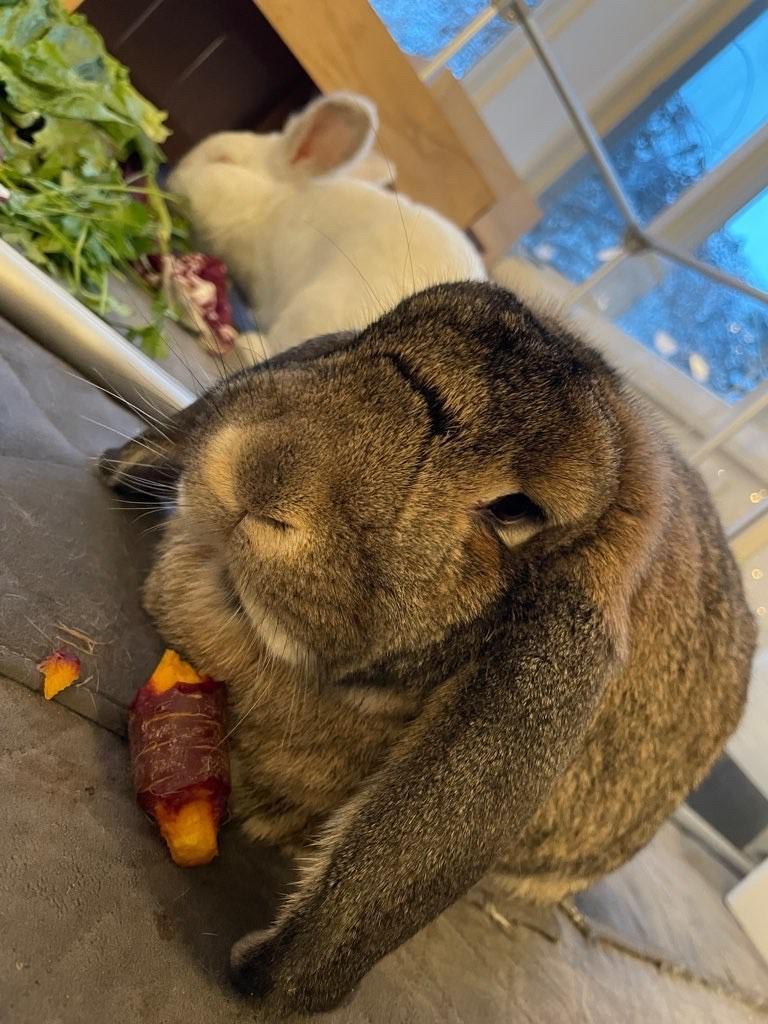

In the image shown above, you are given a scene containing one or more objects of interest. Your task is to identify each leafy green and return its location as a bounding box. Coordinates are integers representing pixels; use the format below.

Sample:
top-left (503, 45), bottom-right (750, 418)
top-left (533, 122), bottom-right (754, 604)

top-left (0, 0), bottom-right (188, 357)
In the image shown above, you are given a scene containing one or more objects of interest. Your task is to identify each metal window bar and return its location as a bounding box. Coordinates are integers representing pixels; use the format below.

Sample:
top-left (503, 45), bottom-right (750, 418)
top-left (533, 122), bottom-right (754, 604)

top-left (420, 1), bottom-right (768, 307)
top-left (419, 0), bottom-right (768, 538)
top-left (729, 501), bottom-right (768, 545)
top-left (689, 378), bottom-right (768, 466)
top-left (503, 0), bottom-right (768, 307)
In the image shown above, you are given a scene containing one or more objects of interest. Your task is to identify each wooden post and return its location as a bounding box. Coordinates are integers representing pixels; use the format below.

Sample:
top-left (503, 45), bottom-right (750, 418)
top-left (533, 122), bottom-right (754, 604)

top-left (428, 69), bottom-right (540, 261)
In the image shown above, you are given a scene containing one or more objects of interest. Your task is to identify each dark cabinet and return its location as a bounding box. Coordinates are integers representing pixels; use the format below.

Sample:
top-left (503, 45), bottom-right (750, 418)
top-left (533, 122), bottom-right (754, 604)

top-left (80, 0), bottom-right (316, 159)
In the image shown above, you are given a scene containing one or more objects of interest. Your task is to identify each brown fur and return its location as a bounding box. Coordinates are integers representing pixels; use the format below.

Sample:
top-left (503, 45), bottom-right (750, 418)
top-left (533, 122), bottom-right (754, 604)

top-left (100, 282), bottom-right (755, 1014)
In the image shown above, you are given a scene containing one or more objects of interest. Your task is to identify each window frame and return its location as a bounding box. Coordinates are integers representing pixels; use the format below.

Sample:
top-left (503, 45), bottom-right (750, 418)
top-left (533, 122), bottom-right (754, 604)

top-left (467, 0), bottom-right (759, 194)
top-left (475, 0), bottom-right (768, 472)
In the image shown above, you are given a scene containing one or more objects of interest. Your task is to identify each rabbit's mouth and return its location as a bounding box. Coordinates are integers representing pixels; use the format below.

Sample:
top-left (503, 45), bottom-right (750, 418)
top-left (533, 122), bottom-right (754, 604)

top-left (222, 563), bottom-right (311, 672)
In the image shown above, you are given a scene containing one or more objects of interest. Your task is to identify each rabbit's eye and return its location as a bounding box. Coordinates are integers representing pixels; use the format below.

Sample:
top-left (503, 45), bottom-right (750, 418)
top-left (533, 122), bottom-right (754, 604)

top-left (485, 493), bottom-right (544, 525)
top-left (257, 514), bottom-right (291, 532)
top-left (242, 512), bottom-right (292, 532)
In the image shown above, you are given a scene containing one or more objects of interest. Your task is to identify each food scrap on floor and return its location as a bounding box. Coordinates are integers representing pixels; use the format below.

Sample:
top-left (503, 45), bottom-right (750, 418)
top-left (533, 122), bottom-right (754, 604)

top-left (37, 649), bottom-right (81, 700)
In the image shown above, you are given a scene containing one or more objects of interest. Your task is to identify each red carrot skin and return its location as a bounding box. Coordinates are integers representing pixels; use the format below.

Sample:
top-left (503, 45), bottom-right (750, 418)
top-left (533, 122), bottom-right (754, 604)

top-left (128, 651), bottom-right (231, 867)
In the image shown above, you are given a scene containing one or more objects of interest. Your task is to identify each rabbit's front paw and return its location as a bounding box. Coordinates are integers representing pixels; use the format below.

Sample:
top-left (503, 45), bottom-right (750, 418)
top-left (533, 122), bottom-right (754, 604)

top-left (230, 923), bottom-right (357, 1015)
top-left (230, 928), bottom-right (279, 1002)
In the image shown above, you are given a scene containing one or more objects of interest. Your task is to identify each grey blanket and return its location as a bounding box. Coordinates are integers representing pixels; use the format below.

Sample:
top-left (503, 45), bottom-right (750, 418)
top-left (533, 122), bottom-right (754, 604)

top-left (0, 314), bottom-right (163, 731)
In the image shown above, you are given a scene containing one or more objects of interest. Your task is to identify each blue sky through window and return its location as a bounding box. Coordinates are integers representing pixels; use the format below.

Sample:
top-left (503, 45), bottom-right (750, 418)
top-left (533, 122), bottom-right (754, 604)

top-left (520, 8), bottom-right (768, 282)
top-left (717, 186), bottom-right (768, 291)
top-left (371, 1), bottom-right (539, 77)
top-left (680, 15), bottom-right (768, 174)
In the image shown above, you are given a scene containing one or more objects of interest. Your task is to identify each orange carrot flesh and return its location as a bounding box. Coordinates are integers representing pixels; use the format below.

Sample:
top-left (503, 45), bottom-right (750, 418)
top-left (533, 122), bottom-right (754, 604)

top-left (38, 649), bottom-right (81, 700)
top-left (153, 793), bottom-right (219, 867)
top-left (148, 649), bottom-right (203, 693)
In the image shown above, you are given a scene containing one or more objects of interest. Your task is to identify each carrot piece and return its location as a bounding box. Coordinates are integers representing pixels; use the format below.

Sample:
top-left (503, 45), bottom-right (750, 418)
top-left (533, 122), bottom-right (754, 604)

top-left (128, 649), bottom-right (230, 868)
top-left (148, 648), bottom-right (203, 693)
top-left (38, 649), bottom-right (81, 700)
top-left (154, 795), bottom-right (219, 867)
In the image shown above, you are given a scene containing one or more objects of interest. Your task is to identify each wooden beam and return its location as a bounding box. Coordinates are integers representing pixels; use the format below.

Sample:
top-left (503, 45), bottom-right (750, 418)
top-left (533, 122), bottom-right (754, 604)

top-left (429, 69), bottom-right (540, 260)
top-left (254, 0), bottom-right (494, 228)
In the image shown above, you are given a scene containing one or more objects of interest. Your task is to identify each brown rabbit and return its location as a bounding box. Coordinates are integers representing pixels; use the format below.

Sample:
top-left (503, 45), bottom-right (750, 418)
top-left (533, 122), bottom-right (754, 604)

top-left (100, 282), bottom-right (755, 1014)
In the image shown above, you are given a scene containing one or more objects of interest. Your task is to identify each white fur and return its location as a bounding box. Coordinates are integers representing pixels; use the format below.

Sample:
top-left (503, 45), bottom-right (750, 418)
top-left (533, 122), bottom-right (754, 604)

top-left (169, 92), bottom-right (487, 359)
top-left (238, 593), bottom-right (309, 670)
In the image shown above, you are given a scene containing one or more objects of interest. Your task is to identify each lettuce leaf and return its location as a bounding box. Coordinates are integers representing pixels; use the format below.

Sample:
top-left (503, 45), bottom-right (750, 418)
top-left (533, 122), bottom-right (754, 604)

top-left (0, 0), bottom-right (186, 357)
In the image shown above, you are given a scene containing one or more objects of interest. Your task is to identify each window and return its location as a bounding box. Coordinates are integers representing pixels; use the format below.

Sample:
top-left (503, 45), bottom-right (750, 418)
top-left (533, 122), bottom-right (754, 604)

top-left (370, 1), bottom-right (538, 78)
top-left (612, 260), bottom-right (767, 402)
top-left (704, 185), bottom-right (768, 293)
top-left (515, 4), bottom-right (768, 401)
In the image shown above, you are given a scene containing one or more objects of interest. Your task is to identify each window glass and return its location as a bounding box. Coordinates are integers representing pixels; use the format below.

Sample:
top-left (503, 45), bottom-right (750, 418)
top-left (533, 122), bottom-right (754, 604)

top-left (519, 9), bottom-right (768, 283)
top-left (370, 1), bottom-right (540, 77)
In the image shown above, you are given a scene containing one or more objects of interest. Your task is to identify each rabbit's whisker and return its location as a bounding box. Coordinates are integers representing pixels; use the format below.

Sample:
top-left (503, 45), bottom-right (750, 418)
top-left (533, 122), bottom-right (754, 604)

top-left (79, 416), bottom-right (168, 459)
top-left (378, 142), bottom-right (416, 296)
top-left (65, 371), bottom-right (174, 440)
top-left (303, 221), bottom-right (384, 315)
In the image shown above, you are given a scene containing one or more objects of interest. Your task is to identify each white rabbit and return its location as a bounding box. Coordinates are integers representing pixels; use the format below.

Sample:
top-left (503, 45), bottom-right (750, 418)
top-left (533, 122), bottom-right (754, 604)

top-left (168, 92), bottom-right (487, 359)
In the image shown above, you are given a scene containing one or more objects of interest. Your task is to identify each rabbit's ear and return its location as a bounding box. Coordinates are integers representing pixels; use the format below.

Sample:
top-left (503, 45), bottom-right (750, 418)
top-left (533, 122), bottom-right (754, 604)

top-left (230, 578), bottom-right (615, 1013)
top-left (279, 93), bottom-right (378, 178)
